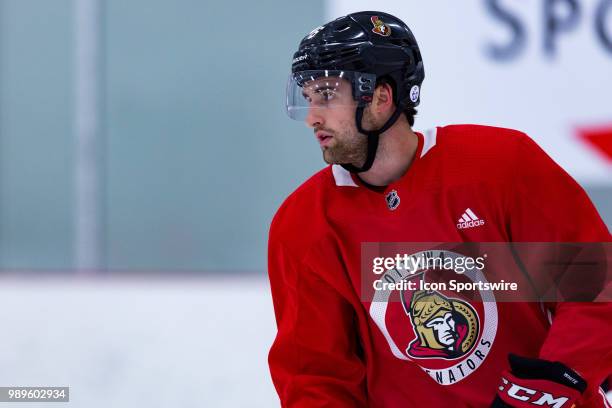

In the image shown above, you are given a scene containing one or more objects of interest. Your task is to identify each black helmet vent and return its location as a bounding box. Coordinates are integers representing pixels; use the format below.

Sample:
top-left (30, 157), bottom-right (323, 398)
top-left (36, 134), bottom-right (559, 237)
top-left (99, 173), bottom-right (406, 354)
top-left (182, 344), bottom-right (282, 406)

top-left (318, 47), bottom-right (360, 65)
top-left (334, 23), bottom-right (351, 32)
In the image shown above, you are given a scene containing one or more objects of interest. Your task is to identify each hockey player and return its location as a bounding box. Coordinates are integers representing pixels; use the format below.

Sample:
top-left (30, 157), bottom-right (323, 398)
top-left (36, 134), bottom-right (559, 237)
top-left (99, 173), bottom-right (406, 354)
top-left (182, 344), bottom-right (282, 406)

top-left (268, 11), bottom-right (612, 407)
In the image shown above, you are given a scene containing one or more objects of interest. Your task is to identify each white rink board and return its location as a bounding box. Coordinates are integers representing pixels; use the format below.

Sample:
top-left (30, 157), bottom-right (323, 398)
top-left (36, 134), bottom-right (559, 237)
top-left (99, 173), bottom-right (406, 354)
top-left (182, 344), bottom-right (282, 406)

top-left (325, 1), bottom-right (612, 184)
top-left (0, 276), bottom-right (609, 406)
top-left (0, 276), bottom-right (279, 408)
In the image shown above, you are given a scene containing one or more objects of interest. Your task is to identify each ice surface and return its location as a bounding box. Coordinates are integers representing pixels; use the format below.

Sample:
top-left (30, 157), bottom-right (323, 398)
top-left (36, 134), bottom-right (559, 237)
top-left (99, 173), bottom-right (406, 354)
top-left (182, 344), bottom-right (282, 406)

top-left (0, 275), bottom-right (279, 407)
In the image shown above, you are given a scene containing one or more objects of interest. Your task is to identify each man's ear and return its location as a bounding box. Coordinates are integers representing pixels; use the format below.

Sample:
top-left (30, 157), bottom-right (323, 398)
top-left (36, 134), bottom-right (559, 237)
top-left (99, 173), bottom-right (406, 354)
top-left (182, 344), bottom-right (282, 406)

top-left (372, 82), bottom-right (394, 114)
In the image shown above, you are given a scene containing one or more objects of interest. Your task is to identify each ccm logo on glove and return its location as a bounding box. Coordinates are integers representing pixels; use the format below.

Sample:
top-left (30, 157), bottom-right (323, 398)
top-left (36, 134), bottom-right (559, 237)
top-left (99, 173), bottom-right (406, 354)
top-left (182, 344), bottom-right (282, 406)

top-left (491, 354), bottom-right (586, 408)
top-left (498, 376), bottom-right (574, 407)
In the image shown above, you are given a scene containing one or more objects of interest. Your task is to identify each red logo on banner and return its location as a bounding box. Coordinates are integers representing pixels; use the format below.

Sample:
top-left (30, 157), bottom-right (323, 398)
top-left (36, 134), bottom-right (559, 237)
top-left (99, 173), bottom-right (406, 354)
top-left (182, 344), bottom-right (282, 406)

top-left (576, 124), bottom-right (612, 162)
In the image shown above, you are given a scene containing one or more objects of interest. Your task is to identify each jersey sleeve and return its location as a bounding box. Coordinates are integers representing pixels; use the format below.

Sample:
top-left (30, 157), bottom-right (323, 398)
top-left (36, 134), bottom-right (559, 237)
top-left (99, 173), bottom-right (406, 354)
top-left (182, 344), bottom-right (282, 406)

top-left (267, 218), bottom-right (368, 407)
top-left (507, 133), bottom-right (612, 391)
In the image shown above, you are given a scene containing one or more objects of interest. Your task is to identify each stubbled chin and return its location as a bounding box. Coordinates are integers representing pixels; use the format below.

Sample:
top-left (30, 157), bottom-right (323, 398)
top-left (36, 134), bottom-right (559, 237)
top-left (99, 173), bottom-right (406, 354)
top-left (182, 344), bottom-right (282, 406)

top-left (322, 154), bottom-right (334, 165)
top-left (322, 150), bottom-right (338, 165)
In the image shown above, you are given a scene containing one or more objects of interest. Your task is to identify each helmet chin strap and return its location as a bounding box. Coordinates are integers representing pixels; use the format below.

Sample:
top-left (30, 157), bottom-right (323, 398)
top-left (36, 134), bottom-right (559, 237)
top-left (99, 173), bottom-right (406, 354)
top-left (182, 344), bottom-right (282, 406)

top-left (341, 104), bottom-right (404, 173)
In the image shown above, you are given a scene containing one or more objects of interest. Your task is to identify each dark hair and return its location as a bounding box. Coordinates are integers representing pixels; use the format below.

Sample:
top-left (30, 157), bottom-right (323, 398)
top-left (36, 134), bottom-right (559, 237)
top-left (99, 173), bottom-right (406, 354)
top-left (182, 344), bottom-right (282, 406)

top-left (377, 77), bottom-right (417, 127)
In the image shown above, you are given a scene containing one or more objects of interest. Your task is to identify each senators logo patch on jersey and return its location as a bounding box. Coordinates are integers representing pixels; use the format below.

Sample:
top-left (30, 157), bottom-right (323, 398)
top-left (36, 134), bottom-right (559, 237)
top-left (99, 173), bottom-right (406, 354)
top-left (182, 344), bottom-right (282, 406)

top-left (369, 250), bottom-right (498, 386)
top-left (371, 16), bottom-right (391, 37)
top-left (403, 290), bottom-right (479, 360)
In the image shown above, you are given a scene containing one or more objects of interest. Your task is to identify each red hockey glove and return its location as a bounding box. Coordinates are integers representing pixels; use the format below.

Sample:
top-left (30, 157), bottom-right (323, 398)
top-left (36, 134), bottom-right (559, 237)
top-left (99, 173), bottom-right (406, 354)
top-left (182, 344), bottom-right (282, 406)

top-left (491, 354), bottom-right (587, 408)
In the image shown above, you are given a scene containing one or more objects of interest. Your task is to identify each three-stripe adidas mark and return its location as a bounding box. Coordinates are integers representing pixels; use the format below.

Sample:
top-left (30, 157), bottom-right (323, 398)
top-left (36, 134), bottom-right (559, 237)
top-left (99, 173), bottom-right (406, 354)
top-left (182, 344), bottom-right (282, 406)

top-left (457, 208), bottom-right (485, 229)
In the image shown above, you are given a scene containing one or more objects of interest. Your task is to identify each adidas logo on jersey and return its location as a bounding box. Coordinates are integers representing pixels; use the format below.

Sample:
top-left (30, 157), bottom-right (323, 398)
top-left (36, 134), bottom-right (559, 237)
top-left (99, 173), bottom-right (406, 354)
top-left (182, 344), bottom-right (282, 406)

top-left (456, 208), bottom-right (485, 229)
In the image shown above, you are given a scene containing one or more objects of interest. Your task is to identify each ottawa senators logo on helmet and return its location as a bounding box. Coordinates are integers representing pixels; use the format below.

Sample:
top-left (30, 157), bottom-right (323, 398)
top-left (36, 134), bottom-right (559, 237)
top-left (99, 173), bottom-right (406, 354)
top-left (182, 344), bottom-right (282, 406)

top-left (371, 16), bottom-right (391, 37)
top-left (403, 290), bottom-right (479, 360)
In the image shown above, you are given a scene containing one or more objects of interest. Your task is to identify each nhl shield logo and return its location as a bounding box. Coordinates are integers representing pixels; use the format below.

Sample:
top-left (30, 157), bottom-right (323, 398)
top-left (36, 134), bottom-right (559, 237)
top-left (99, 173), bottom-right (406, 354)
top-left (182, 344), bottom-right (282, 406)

top-left (386, 190), bottom-right (400, 211)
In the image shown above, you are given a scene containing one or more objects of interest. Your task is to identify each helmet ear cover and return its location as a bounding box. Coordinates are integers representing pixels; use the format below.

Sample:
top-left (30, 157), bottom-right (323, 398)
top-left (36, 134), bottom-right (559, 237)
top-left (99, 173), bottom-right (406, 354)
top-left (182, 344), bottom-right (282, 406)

top-left (353, 73), bottom-right (376, 104)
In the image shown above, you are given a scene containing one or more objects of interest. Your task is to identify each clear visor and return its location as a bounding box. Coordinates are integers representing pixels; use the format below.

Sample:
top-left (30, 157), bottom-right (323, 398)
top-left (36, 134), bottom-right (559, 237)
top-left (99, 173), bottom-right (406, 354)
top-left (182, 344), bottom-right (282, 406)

top-left (285, 70), bottom-right (376, 121)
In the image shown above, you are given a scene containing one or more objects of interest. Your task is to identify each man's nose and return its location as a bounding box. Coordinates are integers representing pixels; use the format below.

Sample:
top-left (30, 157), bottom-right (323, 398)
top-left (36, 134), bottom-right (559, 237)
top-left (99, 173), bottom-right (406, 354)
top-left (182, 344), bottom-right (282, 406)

top-left (305, 106), bottom-right (324, 128)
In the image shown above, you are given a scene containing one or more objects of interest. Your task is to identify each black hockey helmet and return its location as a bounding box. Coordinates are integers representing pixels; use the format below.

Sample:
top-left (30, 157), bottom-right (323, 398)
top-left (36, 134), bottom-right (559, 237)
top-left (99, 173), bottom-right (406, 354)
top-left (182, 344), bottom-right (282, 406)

top-left (286, 11), bottom-right (425, 173)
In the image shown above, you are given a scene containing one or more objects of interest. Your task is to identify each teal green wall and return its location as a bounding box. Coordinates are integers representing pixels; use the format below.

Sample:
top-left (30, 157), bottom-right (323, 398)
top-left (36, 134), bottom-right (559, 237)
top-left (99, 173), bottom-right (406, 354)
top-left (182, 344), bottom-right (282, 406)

top-left (0, 0), bottom-right (323, 271)
top-left (0, 0), bottom-right (74, 270)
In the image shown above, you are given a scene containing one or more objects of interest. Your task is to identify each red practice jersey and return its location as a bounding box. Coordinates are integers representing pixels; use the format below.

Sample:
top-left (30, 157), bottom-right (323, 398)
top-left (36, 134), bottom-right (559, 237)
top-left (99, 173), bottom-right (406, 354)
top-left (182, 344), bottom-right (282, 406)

top-left (268, 124), bottom-right (612, 407)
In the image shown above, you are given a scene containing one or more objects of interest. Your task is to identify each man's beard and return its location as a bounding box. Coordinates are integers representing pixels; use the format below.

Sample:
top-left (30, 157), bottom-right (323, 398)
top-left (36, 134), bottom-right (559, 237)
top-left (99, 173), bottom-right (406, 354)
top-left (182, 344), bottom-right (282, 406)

top-left (321, 128), bottom-right (368, 166)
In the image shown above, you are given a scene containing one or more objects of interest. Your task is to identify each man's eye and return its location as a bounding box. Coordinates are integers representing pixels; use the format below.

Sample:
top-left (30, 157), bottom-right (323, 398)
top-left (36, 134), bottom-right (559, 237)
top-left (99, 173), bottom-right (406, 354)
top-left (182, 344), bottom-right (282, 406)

top-left (319, 89), bottom-right (335, 101)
